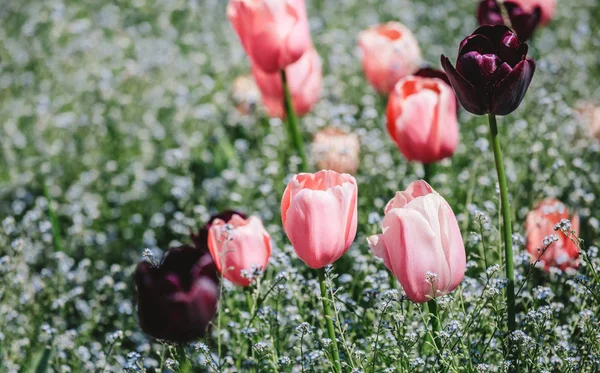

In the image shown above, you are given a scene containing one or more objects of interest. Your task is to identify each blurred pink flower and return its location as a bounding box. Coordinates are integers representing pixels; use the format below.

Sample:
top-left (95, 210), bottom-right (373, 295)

top-left (358, 22), bottom-right (422, 94)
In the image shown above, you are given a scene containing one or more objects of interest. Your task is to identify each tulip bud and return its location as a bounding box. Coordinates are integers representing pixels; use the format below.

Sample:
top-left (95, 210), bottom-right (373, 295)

top-left (281, 170), bottom-right (358, 269)
top-left (368, 180), bottom-right (466, 303)
top-left (576, 103), bottom-right (600, 141)
top-left (311, 127), bottom-right (360, 174)
top-left (227, 0), bottom-right (312, 74)
top-left (252, 47), bottom-right (322, 118)
top-left (525, 199), bottom-right (580, 272)
top-left (231, 75), bottom-right (261, 115)
top-left (441, 25), bottom-right (536, 115)
top-left (207, 213), bottom-right (271, 287)
top-left (134, 244), bottom-right (219, 343)
top-left (386, 76), bottom-right (459, 164)
top-left (358, 22), bottom-right (422, 94)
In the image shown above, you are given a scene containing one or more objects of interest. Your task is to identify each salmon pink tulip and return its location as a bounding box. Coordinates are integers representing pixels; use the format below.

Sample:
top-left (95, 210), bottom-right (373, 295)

top-left (358, 22), bottom-right (422, 94)
top-left (252, 47), bottom-right (322, 118)
top-left (386, 75), bottom-right (459, 164)
top-left (281, 170), bottom-right (358, 269)
top-left (525, 199), bottom-right (580, 271)
top-left (368, 180), bottom-right (466, 303)
top-left (227, 0), bottom-right (311, 74)
top-left (207, 212), bottom-right (271, 287)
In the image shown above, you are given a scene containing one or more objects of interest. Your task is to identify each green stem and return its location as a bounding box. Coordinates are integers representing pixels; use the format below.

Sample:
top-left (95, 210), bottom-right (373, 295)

top-left (317, 268), bottom-right (342, 373)
top-left (496, 0), bottom-right (513, 29)
top-left (280, 69), bottom-right (307, 171)
top-left (427, 299), bottom-right (442, 352)
top-left (175, 345), bottom-right (192, 373)
top-left (245, 289), bottom-right (256, 367)
top-left (488, 114), bottom-right (516, 331)
top-left (423, 163), bottom-right (435, 185)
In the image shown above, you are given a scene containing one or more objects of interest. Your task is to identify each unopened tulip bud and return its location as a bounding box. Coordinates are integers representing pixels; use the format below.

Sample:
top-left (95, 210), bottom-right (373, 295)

top-left (311, 127), bottom-right (360, 174)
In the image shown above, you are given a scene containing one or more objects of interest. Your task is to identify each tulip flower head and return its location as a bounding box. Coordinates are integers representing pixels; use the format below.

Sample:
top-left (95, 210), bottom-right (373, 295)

top-left (477, 0), bottom-right (555, 41)
top-left (368, 180), bottom-right (466, 303)
top-left (525, 199), bottom-right (580, 272)
top-left (207, 212), bottom-right (271, 287)
top-left (358, 22), bottom-right (422, 94)
top-left (311, 127), bottom-right (360, 174)
top-left (281, 170), bottom-right (358, 269)
top-left (386, 75), bottom-right (459, 164)
top-left (227, 0), bottom-right (312, 74)
top-left (252, 47), bottom-right (322, 118)
top-left (134, 244), bottom-right (219, 343)
top-left (231, 75), bottom-right (262, 115)
top-left (441, 25), bottom-right (536, 116)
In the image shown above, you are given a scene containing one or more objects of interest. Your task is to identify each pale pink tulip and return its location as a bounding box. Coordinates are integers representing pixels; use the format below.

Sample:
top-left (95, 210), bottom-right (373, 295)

top-left (227, 0), bottom-right (311, 73)
top-left (231, 75), bottom-right (261, 115)
top-left (368, 180), bottom-right (466, 303)
top-left (252, 47), bottom-right (322, 118)
top-left (386, 76), bottom-right (458, 164)
top-left (311, 127), bottom-right (360, 174)
top-left (281, 170), bottom-right (358, 269)
top-left (207, 213), bottom-right (271, 287)
top-left (358, 22), bottom-right (422, 94)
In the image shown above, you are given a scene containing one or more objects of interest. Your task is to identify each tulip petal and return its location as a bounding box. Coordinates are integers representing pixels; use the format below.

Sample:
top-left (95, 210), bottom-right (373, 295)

top-left (490, 58), bottom-right (535, 115)
top-left (284, 189), bottom-right (347, 268)
top-left (441, 55), bottom-right (487, 115)
top-left (384, 180), bottom-right (434, 213)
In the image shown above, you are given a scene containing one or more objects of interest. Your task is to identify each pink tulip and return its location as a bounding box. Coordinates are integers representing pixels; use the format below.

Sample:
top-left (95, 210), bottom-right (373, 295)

top-left (386, 76), bottom-right (459, 164)
top-left (368, 180), bottom-right (466, 303)
top-left (227, 0), bottom-right (312, 74)
top-left (281, 170), bottom-right (358, 269)
top-left (252, 47), bottom-right (322, 118)
top-left (207, 213), bottom-right (271, 287)
top-left (358, 22), bottom-right (422, 94)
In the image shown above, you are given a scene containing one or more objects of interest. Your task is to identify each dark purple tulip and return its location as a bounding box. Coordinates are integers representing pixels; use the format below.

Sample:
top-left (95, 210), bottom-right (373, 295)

top-left (415, 67), bottom-right (451, 87)
top-left (477, 0), bottom-right (541, 41)
top-left (135, 244), bottom-right (219, 343)
top-left (441, 25), bottom-right (535, 116)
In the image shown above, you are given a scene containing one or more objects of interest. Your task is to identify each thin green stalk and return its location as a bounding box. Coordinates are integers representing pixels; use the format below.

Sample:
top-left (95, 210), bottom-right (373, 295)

top-left (175, 345), bottom-right (192, 373)
top-left (427, 299), bottom-right (442, 352)
top-left (245, 289), bottom-right (256, 368)
top-left (423, 163), bottom-right (435, 184)
top-left (280, 69), bottom-right (307, 171)
top-left (317, 268), bottom-right (342, 373)
top-left (496, 0), bottom-right (513, 29)
top-left (488, 114), bottom-right (516, 331)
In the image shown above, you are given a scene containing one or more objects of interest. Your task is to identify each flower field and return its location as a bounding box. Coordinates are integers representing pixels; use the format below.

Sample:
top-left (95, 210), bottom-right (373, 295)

top-left (0, 0), bottom-right (599, 372)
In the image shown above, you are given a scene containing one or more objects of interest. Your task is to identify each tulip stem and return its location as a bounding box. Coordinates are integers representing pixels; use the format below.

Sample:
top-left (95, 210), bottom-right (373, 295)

top-left (488, 114), bottom-right (516, 332)
top-left (281, 69), bottom-right (308, 171)
top-left (175, 345), bottom-right (192, 373)
top-left (423, 163), bottom-right (435, 184)
top-left (427, 299), bottom-right (442, 352)
top-left (317, 267), bottom-right (342, 373)
top-left (496, 0), bottom-right (513, 30)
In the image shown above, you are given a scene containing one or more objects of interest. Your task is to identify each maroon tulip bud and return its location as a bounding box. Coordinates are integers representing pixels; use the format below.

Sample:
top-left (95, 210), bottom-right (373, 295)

top-left (415, 67), bottom-right (451, 87)
top-left (441, 25), bottom-right (535, 116)
top-left (477, 0), bottom-right (541, 41)
top-left (134, 244), bottom-right (219, 343)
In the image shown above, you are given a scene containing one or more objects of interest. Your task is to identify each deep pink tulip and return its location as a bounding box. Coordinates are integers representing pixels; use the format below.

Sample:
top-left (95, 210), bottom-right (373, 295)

top-left (252, 47), bottom-right (322, 118)
top-left (368, 180), bottom-right (466, 303)
top-left (227, 0), bottom-right (311, 74)
top-left (358, 22), bottom-right (422, 94)
top-left (207, 213), bottom-right (271, 287)
top-left (281, 170), bottom-right (358, 269)
top-left (386, 76), bottom-right (458, 164)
